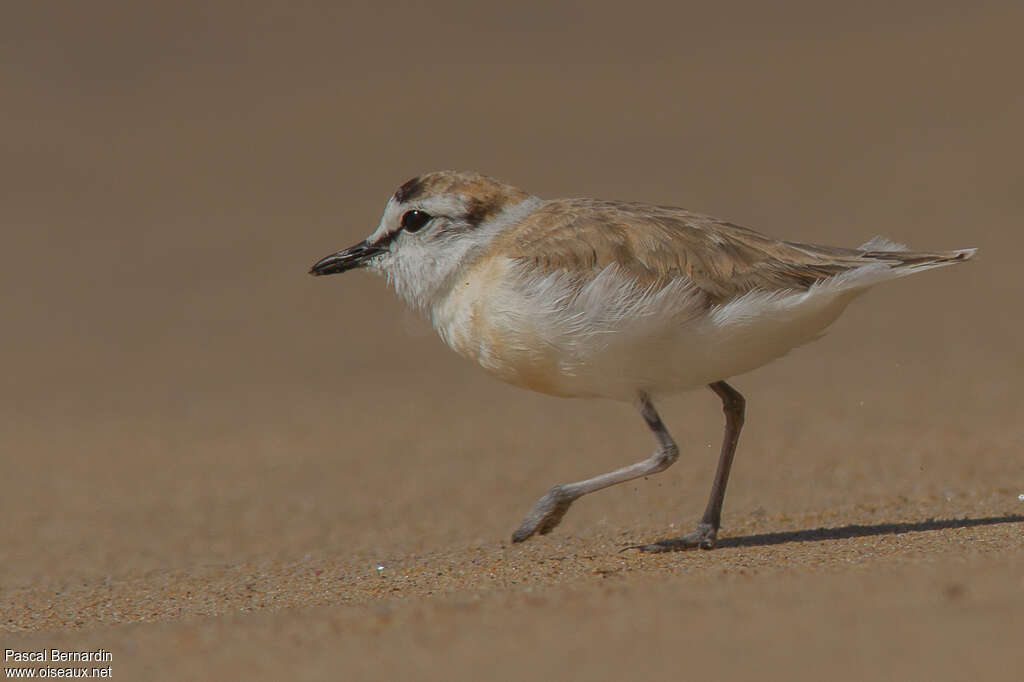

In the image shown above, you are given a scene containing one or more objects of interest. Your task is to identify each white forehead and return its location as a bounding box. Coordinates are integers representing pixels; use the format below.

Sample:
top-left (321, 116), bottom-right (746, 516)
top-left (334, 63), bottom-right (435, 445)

top-left (368, 192), bottom-right (470, 242)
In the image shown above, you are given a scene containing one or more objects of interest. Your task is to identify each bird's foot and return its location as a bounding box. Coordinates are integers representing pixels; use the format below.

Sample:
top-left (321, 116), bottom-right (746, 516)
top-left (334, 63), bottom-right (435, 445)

top-left (512, 485), bottom-right (579, 543)
top-left (623, 522), bottom-right (718, 553)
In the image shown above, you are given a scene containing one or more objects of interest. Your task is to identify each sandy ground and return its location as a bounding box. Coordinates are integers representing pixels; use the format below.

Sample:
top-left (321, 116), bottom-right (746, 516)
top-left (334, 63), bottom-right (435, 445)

top-left (2, 2), bottom-right (1022, 679)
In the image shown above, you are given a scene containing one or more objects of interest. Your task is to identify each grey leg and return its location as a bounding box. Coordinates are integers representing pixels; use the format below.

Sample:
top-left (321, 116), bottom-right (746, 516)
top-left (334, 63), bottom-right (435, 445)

top-left (512, 393), bottom-right (679, 543)
top-left (634, 380), bottom-right (745, 552)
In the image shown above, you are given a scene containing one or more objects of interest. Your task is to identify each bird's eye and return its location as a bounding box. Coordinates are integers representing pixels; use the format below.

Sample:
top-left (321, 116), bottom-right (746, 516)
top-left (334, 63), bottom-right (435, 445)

top-left (401, 210), bottom-right (432, 233)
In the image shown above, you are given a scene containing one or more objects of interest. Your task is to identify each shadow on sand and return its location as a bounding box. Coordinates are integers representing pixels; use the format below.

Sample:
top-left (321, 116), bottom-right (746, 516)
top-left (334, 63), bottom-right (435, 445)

top-left (714, 514), bottom-right (1024, 550)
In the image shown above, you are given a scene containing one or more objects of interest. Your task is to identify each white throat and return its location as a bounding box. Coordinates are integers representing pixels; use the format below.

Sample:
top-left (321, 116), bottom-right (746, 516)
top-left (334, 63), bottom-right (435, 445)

top-left (370, 196), bottom-right (543, 318)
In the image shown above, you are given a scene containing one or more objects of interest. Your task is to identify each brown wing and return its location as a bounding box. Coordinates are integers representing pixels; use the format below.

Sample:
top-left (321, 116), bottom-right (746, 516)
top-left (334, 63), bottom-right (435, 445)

top-left (491, 198), bottom-right (874, 303)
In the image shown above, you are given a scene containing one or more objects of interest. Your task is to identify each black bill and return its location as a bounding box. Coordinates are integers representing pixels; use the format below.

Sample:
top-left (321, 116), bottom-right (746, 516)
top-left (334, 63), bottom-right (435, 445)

top-left (309, 240), bottom-right (385, 276)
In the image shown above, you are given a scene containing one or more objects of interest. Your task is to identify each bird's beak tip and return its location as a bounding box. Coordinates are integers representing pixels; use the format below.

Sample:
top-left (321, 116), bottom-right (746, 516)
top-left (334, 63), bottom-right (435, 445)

top-left (309, 240), bottom-right (381, 277)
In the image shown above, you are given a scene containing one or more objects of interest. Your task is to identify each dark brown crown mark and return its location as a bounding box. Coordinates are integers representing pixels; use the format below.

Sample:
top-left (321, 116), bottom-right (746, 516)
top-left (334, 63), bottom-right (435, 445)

top-left (394, 176), bottom-right (427, 203)
top-left (392, 171), bottom-right (531, 226)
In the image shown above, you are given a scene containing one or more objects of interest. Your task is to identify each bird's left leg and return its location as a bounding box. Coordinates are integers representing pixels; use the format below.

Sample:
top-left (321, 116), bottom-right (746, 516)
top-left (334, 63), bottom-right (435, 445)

top-left (512, 393), bottom-right (678, 543)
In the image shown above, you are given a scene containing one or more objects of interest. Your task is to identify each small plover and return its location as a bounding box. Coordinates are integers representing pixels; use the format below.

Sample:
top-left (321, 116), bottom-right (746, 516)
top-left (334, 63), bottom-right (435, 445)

top-left (310, 171), bottom-right (975, 551)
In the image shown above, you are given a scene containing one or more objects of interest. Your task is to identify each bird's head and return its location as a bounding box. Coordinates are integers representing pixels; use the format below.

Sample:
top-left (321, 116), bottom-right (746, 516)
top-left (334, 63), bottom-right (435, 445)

top-left (310, 171), bottom-right (538, 310)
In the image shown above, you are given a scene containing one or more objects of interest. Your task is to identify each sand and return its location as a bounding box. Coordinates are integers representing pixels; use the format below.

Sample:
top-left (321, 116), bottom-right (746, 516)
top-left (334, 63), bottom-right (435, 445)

top-left (2, 2), bottom-right (1022, 679)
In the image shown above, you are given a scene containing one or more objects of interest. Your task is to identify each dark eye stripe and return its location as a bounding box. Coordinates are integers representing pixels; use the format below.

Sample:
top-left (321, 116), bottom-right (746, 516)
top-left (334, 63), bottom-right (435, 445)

top-left (401, 210), bottom-right (432, 233)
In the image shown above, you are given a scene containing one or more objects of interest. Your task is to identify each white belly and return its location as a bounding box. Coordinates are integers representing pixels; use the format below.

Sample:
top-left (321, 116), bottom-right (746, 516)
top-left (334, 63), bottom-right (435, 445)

top-left (432, 258), bottom-right (876, 401)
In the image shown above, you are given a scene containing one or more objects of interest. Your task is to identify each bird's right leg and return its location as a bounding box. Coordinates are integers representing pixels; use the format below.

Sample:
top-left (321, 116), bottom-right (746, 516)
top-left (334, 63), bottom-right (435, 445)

top-left (511, 394), bottom-right (679, 543)
top-left (632, 380), bottom-right (745, 551)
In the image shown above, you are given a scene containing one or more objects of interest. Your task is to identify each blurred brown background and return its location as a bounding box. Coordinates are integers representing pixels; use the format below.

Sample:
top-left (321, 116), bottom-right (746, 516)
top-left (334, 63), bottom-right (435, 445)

top-left (2, 2), bottom-right (1022, 679)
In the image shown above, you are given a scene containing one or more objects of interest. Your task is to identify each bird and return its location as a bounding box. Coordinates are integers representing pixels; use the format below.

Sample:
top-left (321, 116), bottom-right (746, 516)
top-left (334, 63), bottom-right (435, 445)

top-left (309, 170), bottom-right (975, 551)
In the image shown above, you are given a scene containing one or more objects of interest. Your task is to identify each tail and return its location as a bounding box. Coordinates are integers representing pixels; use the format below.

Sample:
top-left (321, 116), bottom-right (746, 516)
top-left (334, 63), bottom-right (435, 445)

top-left (801, 236), bottom-right (976, 294)
top-left (856, 236), bottom-right (977, 273)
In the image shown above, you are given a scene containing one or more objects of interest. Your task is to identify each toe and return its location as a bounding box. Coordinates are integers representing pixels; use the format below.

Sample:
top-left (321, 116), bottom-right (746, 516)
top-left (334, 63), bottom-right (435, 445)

top-left (624, 526), bottom-right (718, 553)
